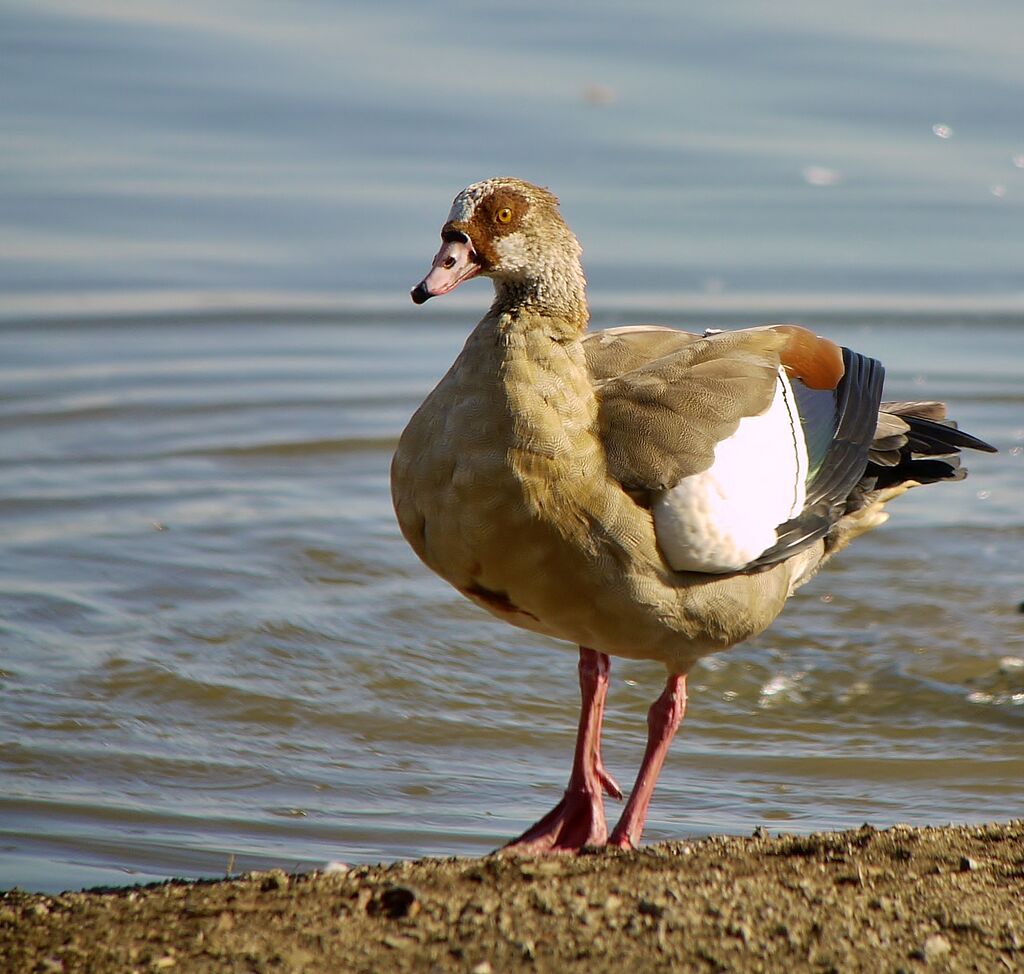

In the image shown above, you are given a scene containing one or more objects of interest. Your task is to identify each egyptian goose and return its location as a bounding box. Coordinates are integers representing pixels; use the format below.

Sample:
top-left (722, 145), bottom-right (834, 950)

top-left (391, 177), bottom-right (995, 853)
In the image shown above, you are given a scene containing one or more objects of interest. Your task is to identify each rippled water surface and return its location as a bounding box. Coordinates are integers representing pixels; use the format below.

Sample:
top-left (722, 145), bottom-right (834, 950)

top-left (1, 0), bottom-right (1023, 893)
top-left (1, 312), bottom-right (1021, 893)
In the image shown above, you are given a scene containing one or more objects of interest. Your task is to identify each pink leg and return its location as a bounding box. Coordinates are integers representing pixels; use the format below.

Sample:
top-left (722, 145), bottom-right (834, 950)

top-left (591, 663), bottom-right (623, 803)
top-left (503, 647), bottom-right (622, 854)
top-left (608, 673), bottom-right (687, 850)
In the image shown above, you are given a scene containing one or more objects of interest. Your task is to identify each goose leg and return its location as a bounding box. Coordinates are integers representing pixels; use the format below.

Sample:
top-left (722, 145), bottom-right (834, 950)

top-left (608, 673), bottom-right (687, 850)
top-left (503, 647), bottom-right (621, 854)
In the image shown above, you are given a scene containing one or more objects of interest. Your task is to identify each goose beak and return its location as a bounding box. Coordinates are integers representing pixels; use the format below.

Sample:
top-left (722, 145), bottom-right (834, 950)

top-left (411, 233), bottom-right (480, 304)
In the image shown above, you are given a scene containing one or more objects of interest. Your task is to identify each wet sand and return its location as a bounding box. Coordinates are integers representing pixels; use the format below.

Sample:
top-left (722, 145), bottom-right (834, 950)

top-left (3, 821), bottom-right (1021, 973)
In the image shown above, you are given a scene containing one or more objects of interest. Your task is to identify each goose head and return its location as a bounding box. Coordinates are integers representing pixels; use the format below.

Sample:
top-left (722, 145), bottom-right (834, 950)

top-left (411, 177), bottom-right (587, 325)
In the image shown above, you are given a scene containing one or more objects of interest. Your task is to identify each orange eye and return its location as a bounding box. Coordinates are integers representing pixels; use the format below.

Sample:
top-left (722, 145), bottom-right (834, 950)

top-left (496, 207), bottom-right (513, 224)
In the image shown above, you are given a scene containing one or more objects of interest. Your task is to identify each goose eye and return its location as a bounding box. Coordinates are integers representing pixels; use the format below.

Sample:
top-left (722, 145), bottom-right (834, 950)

top-left (496, 207), bottom-right (513, 225)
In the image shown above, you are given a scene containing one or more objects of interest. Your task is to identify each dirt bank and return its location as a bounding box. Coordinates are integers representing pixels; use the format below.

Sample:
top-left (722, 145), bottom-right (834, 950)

top-left (3, 821), bottom-right (1022, 973)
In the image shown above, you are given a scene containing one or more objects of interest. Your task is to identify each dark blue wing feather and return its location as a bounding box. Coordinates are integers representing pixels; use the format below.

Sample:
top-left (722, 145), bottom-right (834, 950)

top-left (747, 347), bottom-right (884, 569)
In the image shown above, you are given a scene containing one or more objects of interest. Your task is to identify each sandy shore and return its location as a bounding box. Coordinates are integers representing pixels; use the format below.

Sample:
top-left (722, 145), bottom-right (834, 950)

top-left (3, 821), bottom-right (1022, 973)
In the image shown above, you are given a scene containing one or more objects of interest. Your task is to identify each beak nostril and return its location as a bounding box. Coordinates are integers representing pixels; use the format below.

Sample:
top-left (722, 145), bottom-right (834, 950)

top-left (415, 237), bottom-right (479, 302)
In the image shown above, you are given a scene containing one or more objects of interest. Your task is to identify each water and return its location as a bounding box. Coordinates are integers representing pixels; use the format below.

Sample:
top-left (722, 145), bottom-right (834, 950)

top-left (1, 1), bottom-right (1023, 893)
top-left (4, 0), bottom-right (1024, 306)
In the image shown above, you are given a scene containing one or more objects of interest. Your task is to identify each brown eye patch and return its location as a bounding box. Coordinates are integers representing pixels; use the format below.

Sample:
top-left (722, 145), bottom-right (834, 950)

top-left (483, 190), bottom-right (527, 233)
top-left (442, 189), bottom-right (530, 271)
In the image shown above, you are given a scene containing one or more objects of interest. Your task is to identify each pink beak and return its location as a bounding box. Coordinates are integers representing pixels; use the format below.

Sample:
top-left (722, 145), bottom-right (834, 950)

top-left (411, 233), bottom-right (480, 304)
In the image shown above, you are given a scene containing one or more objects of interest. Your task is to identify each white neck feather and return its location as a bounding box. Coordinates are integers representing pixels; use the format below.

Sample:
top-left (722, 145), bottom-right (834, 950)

top-left (490, 229), bottom-right (589, 333)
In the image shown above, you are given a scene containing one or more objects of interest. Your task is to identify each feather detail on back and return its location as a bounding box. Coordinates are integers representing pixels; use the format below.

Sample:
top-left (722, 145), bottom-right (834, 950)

top-left (652, 368), bottom-right (809, 572)
top-left (586, 324), bottom-right (888, 573)
top-left (590, 327), bottom-right (786, 491)
top-left (749, 347), bottom-right (885, 568)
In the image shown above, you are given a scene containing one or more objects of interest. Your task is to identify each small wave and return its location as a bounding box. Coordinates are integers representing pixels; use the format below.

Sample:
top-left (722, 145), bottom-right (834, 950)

top-left (4, 288), bottom-right (1024, 327)
top-left (190, 436), bottom-right (398, 458)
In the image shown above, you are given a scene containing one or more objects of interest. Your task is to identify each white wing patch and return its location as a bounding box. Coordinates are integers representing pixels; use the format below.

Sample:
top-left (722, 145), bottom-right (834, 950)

top-left (652, 369), bottom-right (808, 573)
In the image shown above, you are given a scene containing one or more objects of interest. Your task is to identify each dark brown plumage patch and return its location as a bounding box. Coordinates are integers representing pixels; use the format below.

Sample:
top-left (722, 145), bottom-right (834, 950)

top-left (772, 324), bottom-right (845, 390)
top-left (462, 581), bottom-right (538, 620)
top-left (442, 189), bottom-right (530, 271)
